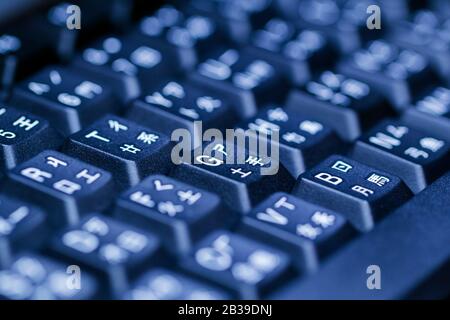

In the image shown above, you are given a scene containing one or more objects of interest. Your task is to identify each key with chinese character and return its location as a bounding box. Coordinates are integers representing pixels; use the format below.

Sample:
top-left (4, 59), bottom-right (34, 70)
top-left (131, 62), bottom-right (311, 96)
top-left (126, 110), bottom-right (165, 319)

top-left (73, 34), bottom-right (175, 104)
top-left (64, 115), bottom-right (172, 189)
top-left (0, 196), bottom-right (46, 268)
top-left (0, 106), bottom-right (62, 172)
top-left (0, 253), bottom-right (98, 300)
top-left (181, 230), bottom-right (292, 299)
top-left (5, 151), bottom-right (114, 227)
top-left (51, 214), bottom-right (160, 298)
top-left (190, 48), bottom-right (289, 119)
top-left (338, 40), bottom-right (439, 109)
top-left (171, 140), bottom-right (295, 213)
top-left (293, 155), bottom-right (412, 232)
top-left (240, 192), bottom-right (354, 272)
top-left (11, 66), bottom-right (118, 136)
top-left (402, 86), bottom-right (450, 141)
top-left (286, 70), bottom-right (394, 141)
top-left (136, 6), bottom-right (226, 71)
top-left (123, 268), bottom-right (232, 300)
top-left (238, 105), bottom-right (342, 177)
top-left (270, 172), bottom-right (450, 300)
top-left (185, 0), bottom-right (273, 44)
top-left (247, 19), bottom-right (337, 86)
top-left (128, 79), bottom-right (238, 148)
top-left (115, 175), bottom-right (229, 256)
top-left (352, 120), bottom-right (450, 193)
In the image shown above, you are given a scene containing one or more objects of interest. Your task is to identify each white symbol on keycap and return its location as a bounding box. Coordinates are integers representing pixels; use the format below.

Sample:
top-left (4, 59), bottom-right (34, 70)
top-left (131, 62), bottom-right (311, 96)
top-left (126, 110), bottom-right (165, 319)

top-left (196, 96), bottom-right (222, 112)
top-left (130, 46), bottom-right (161, 68)
top-left (117, 230), bottom-right (148, 253)
top-left (108, 120), bottom-right (128, 132)
top-left (296, 223), bottom-right (322, 240)
top-left (230, 168), bottom-right (252, 178)
top-left (28, 82), bottom-right (50, 95)
top-left (137, 132), bottom-right (159, 145)
top-left (195, 235), bottom-right (233, 271)
top-left (405, 147), bottom-right (429, 159)
top-left (367, 174), bottom-right (390, 187)
top-left (177, 190), bottom-right (202, 205)
top-left (267, 107), bottom-right (288, 122)
top-left (120, 144), bottom-right (141, 154)
top-left (331, 160), bottom-right (353, 173)
top-left (162, 82), bottom-right (185, 99)
top-left (63, 230), bottom-right (99, 253)
top-left (299, 120), bottom-right (323, 135)
top-left (145, 92), bottom-right (173, 108)
top-left (282, 132), bottom-right (305, 144)
top-left (157, 201), bottom-right (184, 217)
top-left (49, 70), bottom-right (62, 85)
top-left (130, 191), bottom-right (155, 208)
top-left (420, 137), bottom-right (444, 153)
top-left (153, 180), bottom-right (174, 191)
top-left (311, 211), bottom-right (335, 228)
top-left (85, 130), bottom-right (110, 142)
top-left (58, 93), bottom-right (81, 107)
top-left (13, 116), bottom-right (39, 131)
top-left (46, 156), bottom-right (68, 168)
top-left (245, 156), bottom-right (265, 167)
top-left (75, 81), bottom-right (103, 99)
top-left (179, 107), bottom-right (200, 119)
top-left (352, 185), bottom-right (374, 197)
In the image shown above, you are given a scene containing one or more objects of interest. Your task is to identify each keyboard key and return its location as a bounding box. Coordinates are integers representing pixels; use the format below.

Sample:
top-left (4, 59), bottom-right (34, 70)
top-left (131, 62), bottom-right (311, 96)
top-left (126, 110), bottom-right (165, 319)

top-left (240, 192), bottom-right (353, 272)
top-left (41, 2), bottom-right (80, 62)
top-left (51, 214), bottom-right (160, 298)
top-left (123, 268), bottom-right (231, 300)
top-left (247, 18), bottom-right (336, 86)
top-left (338, 40), bottom-right (439, 109)
top-left (0, 253), bottom-right (98, 300)
top-left (137, 5), bottom-right (226, 71)
top-left (402, 86), bottom-right (450, 141)
top-left (390, 11), bottom-right (450, 84)
top-left (186, 0), bottom-right (274, 44)
top-left (171, 140), bottom-right (295, 213)
top-left (286, 70), bottom-right (393, 141)
top-left (181, 230), bottom-right (292, 299)
top-left (190, 48), bottom-right (288, 119)
top-left (127, 79), bottom-right (238, 148)
top-left (276, 0), bottom-right (384, 53)
top-left (270, 172), bottom-right (450, 299)
top-left (0, 15), bottom-right (68, 96)
top-left (73, 34), bottom-right (175, 104)
top-left (0, 34), bottom-right (23, 98)
top-left (11, 66), bottom-right (118, 136)
top-left (352, 120), bottom-right (450, 194)
top-left (0, 196), bottom-right (46, 268)
top-left (0, 106), bottom-right (62, 172)
top-left (64, 115), bottom-right (173, 189)
top-left (115, 175), bottom-right (229, 256)
top-left (238, 105), bottom-right (342, 177)
top-left (5, 151), bottom-right (114, 227)
top-left (293, 155), bottom-right (412, 231)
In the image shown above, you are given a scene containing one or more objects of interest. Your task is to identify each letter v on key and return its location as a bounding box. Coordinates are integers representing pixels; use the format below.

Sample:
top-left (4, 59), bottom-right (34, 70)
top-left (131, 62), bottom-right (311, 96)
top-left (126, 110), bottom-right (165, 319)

top-left (153, 179), bottom-right (174, 191)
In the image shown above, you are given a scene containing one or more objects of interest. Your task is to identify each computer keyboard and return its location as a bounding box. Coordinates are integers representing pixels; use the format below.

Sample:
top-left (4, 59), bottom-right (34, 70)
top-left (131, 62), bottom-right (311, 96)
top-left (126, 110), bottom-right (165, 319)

top-left (0, 0), bottom-right (449, 300)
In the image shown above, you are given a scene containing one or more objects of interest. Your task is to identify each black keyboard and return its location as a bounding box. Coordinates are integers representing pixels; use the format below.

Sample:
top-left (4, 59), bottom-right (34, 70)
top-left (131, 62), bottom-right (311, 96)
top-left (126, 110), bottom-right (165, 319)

top-left (0, 0), bottom-right (450, 300)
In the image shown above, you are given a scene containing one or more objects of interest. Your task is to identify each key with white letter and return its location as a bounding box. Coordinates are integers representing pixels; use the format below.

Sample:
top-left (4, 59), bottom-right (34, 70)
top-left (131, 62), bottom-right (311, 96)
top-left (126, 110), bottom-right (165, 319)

top-left (293, 155), bottom-right (412, 232)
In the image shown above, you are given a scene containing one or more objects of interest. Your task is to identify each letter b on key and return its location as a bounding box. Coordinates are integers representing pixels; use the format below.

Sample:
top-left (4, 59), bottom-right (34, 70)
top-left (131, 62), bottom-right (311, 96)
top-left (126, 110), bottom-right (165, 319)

top-left (315, 173), bottom-right (343, 186)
